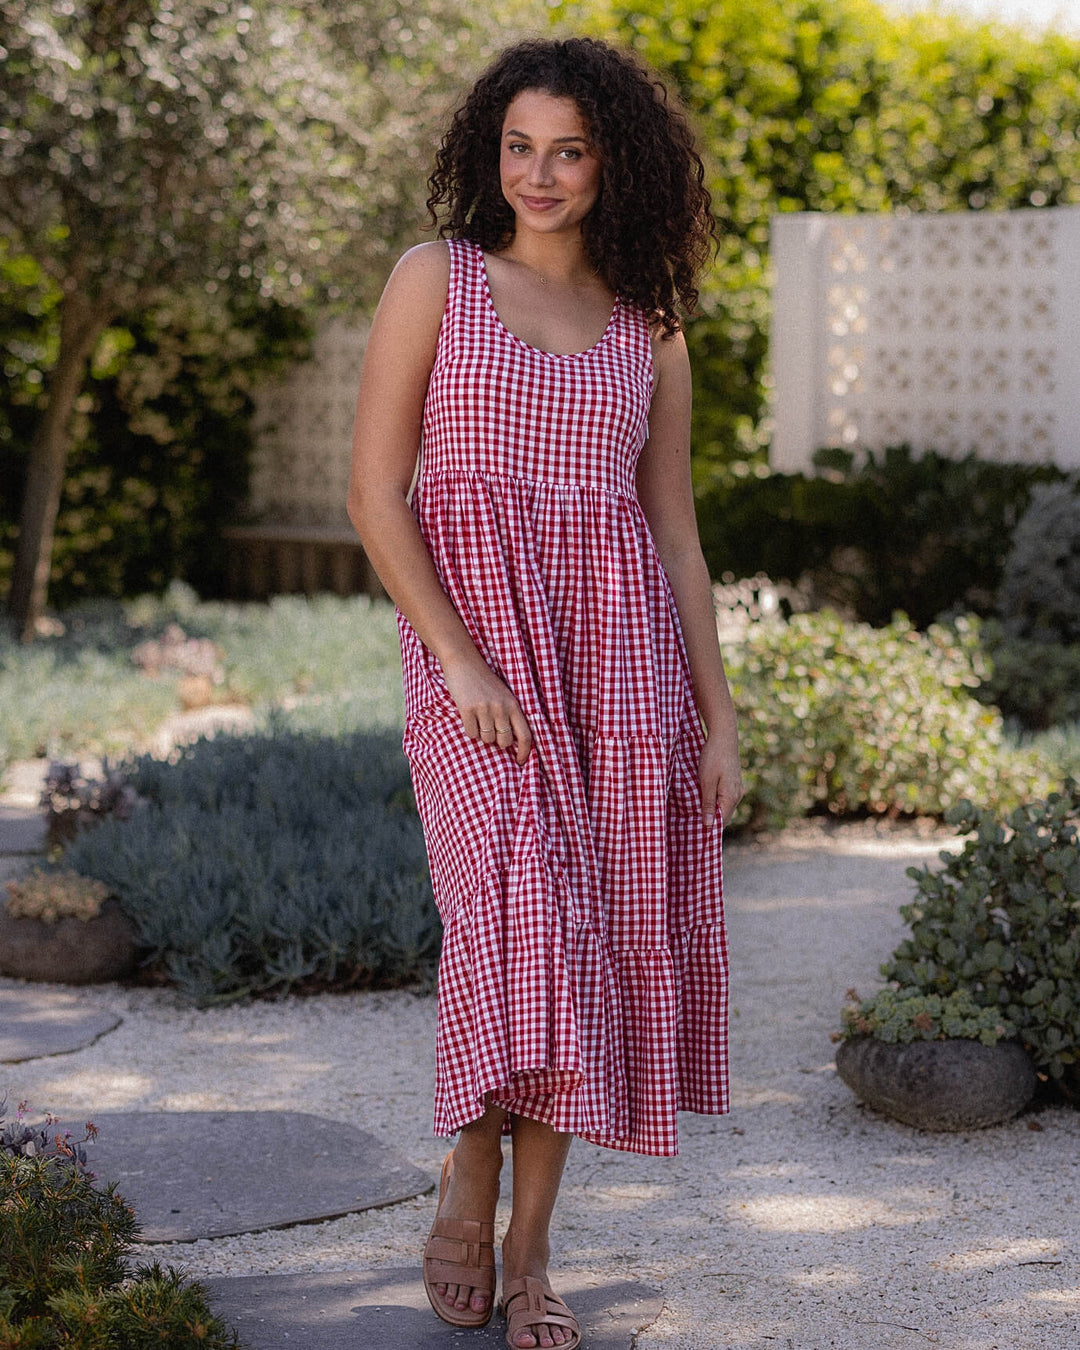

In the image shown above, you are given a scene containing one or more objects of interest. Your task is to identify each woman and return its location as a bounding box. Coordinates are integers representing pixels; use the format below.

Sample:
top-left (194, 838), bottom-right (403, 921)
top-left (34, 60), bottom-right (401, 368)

top-left (348, 36), bottom-right (742, 1350)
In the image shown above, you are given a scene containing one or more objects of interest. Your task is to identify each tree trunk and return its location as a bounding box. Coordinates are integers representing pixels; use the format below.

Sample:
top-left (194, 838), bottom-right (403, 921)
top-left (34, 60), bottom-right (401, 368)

top-left (8, 291), bottom-right (110, 641)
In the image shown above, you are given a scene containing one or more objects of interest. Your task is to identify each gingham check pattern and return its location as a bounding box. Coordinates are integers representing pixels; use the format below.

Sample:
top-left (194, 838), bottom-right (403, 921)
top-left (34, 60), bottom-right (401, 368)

top-left (399, 239), bottom-right (728, 1156)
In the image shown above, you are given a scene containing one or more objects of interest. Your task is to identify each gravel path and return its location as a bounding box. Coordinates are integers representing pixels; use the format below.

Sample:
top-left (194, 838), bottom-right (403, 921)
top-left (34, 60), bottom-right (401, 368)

top-left (5, 823), bottom-right (1077, 1350)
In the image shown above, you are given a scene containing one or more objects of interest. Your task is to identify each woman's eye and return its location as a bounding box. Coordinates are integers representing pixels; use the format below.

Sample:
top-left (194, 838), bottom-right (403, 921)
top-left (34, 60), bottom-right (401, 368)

top-left (560, 149), bottom-right (582, 160)
top-left (508, 142), bottom-right (529, 154)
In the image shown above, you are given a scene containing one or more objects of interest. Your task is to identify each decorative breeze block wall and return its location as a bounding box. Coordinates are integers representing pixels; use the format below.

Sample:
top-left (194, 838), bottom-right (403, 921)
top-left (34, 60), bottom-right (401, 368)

top-left (769, 205), bottom-right (1080, 473)
top-left (248, 318), bottom-right (370, 527)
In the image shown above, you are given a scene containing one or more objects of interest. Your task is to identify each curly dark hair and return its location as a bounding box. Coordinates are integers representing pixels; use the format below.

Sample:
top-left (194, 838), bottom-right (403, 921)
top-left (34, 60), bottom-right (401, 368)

top-left (426, 37), bottom-right (717, 336)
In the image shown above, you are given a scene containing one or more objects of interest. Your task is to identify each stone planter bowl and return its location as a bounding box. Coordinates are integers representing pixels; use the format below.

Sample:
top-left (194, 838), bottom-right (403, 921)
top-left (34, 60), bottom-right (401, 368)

top-left (0, 898), bottom-right (138, 984)
top-left (835, 1036), bottom-right (1037, 1131)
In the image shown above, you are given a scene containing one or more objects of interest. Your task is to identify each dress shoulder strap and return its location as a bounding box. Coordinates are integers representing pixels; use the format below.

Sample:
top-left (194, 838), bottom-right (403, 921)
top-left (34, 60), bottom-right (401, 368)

top-left (438, 238), bottom-right (486, 350)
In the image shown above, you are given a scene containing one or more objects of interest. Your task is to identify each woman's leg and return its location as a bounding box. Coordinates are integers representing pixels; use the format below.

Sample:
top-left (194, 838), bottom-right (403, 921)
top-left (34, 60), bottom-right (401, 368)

top-left (502, 1115), bottom-right (575, 1349)
top-left (432, 1103), bottom-right (506, 1318)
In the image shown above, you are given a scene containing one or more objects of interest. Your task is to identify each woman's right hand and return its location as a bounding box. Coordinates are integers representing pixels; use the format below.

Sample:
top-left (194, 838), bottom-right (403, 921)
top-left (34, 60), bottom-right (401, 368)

top-left (442, 654), bottom-right (534, 766)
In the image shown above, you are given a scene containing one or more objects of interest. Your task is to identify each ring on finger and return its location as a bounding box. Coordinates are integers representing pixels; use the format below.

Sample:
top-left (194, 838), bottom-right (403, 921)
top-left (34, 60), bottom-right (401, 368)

top-left (495, 725), bottom-right (512, 735)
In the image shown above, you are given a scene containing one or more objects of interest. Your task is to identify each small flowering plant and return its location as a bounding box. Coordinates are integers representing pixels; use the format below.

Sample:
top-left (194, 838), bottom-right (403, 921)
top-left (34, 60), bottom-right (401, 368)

top-left (0, 1097), bottom-right (98, 1173)
top-left (835, 985), bottom-right (1017, 1048)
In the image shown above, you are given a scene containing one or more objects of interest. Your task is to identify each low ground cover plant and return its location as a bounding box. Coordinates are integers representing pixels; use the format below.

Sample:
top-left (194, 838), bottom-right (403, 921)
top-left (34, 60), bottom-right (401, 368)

top-left (57, 727), bottom-right (438, 1003)
top-left (0, 637), bottom-right (179, 771)
top-left (1, 1102), bottom-right (240, 1348)
top-left (0, 587), bottom-right (405, 773)
top-left (869, 788), bottom-right (1080, 1096)
top-left (5, 869), bottom-right (110, 924)
top-left (838, 986), bottom-right (1017, 1048)
top-left (726, 610), bottom-right (1053, 830)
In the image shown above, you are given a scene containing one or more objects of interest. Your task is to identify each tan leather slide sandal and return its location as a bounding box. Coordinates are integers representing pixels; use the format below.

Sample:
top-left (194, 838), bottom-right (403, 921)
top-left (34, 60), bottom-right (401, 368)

top-left (501, 1275), bottom-right (581, 1349)
top-left (422, 1151), bottom-right (497, 1328)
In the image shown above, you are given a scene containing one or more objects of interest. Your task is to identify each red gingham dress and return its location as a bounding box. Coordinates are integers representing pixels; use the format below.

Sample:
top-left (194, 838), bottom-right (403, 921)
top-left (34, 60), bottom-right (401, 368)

top-left (399, 238), bottom-right (729, 1156)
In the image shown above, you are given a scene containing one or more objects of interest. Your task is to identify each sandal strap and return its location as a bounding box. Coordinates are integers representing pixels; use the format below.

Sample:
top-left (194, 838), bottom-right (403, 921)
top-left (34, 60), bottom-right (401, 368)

top-left (423, 1216), bottom-right (496, 1291)
top-left (501, 1276), bottom-right (580, 1345)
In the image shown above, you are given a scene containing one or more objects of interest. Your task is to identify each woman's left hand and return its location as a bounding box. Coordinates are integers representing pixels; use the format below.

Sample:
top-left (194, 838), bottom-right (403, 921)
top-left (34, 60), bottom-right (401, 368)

top-left (699, 727), bottom-right (743, 829)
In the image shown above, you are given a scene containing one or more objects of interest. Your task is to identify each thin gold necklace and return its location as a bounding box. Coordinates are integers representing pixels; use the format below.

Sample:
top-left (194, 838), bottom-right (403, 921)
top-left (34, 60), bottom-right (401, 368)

top-left (524, 263), bottom-right (600, 287)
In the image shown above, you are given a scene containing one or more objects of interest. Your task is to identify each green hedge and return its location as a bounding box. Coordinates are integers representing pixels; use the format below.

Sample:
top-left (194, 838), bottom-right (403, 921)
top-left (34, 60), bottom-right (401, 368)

top-left (696, 446), bottom-right (1067, 629)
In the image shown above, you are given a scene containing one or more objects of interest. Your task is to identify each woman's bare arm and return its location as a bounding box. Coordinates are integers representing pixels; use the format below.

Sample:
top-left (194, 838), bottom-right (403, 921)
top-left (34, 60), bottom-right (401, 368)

top-left (636, 330), bottom-right (743, 826)
top-left (348, 242), bottom-right (533, 762)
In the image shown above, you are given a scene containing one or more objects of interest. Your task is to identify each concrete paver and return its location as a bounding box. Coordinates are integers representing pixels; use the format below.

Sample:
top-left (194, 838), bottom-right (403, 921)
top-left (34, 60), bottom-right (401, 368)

top-left (0, 987), bottom-right (122, 1063)
top-left (0, 803), bottom-right (47, 855)
top-left (84, 1110), bottom-right (434, 1242)
top-left (201, 1269), bottom-right (660, 1350)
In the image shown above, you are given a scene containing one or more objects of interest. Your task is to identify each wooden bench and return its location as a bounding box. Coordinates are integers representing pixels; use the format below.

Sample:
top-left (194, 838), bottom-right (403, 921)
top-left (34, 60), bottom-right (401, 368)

top-left (220, 525), bottom-right (387, 600)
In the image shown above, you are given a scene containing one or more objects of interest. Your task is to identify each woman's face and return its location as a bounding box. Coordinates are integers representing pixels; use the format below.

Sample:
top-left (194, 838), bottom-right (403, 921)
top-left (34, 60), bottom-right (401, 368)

top-left (499, 89), bottom-right (601, 238)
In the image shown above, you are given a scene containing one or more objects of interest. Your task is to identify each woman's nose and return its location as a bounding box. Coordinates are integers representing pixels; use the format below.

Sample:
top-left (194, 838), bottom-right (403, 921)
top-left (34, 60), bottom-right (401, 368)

top-left (527, 154), bottom-right (555, 186)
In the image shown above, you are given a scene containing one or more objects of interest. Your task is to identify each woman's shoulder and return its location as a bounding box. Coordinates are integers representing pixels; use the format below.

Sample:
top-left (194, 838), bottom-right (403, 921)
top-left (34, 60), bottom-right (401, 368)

top-left (384, 240), bottom-right (452, 303)
top-left (371, 241), bottom-right (455, 346)
top-left (649, 324), bottom-right (689, 373)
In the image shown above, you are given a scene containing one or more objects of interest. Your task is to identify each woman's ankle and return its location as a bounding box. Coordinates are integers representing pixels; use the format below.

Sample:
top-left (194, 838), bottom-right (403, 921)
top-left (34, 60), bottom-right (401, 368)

top-left (501, 1225), bottom-right (551, 1278)
top-left (453, 1130), bottom-right (504, 1178)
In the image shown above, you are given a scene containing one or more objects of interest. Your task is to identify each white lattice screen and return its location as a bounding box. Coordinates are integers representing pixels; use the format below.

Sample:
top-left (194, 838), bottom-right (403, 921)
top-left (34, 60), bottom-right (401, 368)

top-left (770, 205), bottom-right (1080, 473)
top-left (248, 317), bottom-right (370, 526)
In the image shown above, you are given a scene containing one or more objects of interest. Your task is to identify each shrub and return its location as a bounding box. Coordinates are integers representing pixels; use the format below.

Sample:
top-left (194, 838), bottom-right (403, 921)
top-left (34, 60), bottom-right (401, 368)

top-left (40, 760), bottom-right (139, 847)
top-left (725, 610), bottom-right (1053, 830)
top-left (882, 787), bottom-right (1080, 1093)
top-left (1019, 723), bottom-right (1080, 785)
top-left (977, 482), bottom-right (1080, 730)
top-left (696, 447), bottom-right (1066, 629)
top-left (837, 985), bottom-right (1017, 1047)
top-left (978, 621), bottom-right (1080, 730)
top-left (0, 1104), bottom-right (240, 1348)
top-left (997, 481), bottom-right (1080, 645)
top-left (204, 593), bottom-right (404, 718)
top-left (57, 728), bottom-right (438, 1003)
